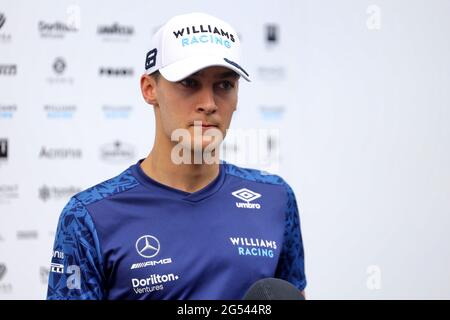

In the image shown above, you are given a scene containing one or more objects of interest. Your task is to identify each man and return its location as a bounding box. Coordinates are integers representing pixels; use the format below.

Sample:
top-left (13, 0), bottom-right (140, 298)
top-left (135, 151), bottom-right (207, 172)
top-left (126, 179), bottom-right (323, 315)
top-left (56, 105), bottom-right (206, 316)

top-left (47, 12), bottom-right (306, 300)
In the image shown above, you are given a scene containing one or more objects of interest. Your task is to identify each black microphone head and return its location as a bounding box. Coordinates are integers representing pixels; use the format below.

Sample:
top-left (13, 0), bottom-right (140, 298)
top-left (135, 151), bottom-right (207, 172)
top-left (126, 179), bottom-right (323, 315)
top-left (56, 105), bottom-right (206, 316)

top-left (243, 278), bottom-right (305, 300)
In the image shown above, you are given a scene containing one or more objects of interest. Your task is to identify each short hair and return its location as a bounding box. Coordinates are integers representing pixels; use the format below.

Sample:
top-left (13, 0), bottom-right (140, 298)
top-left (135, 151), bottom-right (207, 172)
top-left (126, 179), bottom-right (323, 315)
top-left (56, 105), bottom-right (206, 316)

top-left (149, 70), bottom-right (161, 82)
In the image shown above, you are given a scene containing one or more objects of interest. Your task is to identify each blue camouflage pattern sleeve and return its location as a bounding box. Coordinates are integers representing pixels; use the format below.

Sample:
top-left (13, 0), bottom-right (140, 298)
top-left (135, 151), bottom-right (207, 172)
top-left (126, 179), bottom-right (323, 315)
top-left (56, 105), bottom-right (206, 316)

top-left (47, 197), bottom-right (105, 300)
top-left (275, 181), bottom-right (307, 291)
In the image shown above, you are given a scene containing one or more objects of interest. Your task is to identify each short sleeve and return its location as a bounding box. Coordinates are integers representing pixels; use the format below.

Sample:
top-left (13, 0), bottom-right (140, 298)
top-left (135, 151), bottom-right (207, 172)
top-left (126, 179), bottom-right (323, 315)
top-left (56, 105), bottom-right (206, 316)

top-left (47, 197), bottom-right (105, 300)
top-left (274, 182), bottom-right (307, 291)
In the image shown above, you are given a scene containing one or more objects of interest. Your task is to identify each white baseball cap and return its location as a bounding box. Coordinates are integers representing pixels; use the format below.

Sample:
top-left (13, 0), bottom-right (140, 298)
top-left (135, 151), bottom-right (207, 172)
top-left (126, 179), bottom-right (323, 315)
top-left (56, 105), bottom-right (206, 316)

top-left (144, 12), bottom-right (250, 82)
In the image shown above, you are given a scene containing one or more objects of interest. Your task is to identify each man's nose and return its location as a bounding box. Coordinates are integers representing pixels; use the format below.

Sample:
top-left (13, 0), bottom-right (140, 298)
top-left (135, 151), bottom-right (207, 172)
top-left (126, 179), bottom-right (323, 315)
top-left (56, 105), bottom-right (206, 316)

top-left (195, 87), bottom-right (218, 114)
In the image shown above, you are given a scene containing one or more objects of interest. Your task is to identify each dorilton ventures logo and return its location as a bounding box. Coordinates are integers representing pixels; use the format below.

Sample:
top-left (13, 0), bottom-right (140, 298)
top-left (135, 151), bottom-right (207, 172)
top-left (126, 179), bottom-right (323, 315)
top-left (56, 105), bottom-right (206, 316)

top-left (99, 67), bottom-right (134, 77)
top-left (132, 273), bottom-right (180, 295)
top-left (0, 64), bottom-right (17, 75)
top-left (100, 141), bottom-right (135, 163)
top-left (39, 185), bottom-right (81, 202)
top-left (38, 20), bottom-right (78, 38)
top-left (39, 147), bottom-right (82, 159)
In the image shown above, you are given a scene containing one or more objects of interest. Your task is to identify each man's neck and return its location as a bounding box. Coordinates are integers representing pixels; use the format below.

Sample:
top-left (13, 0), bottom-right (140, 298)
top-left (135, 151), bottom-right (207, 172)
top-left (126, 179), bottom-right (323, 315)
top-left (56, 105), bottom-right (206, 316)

top-left (140, 145), bottom-right (220, 194)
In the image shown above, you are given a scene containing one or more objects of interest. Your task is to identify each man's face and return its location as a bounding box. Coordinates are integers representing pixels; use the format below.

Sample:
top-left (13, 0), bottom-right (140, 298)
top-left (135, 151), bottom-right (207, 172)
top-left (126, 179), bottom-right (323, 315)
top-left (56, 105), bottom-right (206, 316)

top-left (150, 66), bottom-right (240, 151)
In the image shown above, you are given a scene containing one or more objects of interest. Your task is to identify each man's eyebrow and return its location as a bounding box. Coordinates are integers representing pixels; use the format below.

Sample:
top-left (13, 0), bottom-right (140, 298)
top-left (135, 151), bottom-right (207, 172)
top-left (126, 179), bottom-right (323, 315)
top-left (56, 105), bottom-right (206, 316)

top-left (215, 71), bottom-right (240, 79)
top-left (189, 70), bottom-right (240, 78)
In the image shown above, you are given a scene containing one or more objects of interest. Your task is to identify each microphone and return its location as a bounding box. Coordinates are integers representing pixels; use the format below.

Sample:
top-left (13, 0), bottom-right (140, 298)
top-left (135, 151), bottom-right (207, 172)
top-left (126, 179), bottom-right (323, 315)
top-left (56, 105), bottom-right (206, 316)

top-left (243, 278), bottom-right (305, 300)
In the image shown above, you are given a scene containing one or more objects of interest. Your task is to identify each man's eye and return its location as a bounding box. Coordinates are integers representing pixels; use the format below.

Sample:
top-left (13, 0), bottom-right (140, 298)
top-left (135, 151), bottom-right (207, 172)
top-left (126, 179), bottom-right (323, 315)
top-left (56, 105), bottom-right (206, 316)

top-left (218, 81), bottom-right (234, 90)
top-left (180, 78), bottom-right (198, 88)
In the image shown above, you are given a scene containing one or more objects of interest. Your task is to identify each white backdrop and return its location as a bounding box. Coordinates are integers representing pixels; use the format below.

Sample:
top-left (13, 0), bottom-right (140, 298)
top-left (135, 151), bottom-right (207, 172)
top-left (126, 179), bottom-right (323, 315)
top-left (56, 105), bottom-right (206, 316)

top-left (1, 0), bottom-right (450, 299)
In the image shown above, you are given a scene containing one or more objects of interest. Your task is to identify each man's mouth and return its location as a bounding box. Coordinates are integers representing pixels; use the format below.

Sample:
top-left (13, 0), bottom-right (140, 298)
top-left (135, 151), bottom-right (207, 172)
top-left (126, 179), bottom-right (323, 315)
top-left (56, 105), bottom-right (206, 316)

top-left (190, 121), bottom-right (219, 128)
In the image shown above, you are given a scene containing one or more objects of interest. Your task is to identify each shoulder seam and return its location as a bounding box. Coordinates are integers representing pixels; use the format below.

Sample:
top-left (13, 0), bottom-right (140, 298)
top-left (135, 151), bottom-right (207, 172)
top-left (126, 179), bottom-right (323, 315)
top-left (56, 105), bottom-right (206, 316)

top-left (75, 168), bottom-right (140, 206)
top-left (224, 163), bottom-right (286, 186)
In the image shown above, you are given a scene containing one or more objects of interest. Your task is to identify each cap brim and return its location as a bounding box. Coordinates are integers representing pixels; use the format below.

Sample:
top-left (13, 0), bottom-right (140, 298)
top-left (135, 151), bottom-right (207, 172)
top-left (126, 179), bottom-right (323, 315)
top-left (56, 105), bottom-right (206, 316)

top-left (159, 55), bottom-right (251, 82)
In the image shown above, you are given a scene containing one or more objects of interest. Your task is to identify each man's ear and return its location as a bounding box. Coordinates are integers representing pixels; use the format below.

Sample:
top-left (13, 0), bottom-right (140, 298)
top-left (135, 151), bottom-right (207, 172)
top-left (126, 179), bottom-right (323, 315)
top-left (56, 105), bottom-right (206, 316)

top-left (140, 74), bottom-right (158, 106)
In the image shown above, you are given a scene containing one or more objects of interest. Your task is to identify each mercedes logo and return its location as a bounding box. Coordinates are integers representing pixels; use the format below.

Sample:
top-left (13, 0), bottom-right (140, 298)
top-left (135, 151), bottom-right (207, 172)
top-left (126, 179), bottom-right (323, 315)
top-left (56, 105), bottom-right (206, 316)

top-left (135, 235), bottom-right (160, 258)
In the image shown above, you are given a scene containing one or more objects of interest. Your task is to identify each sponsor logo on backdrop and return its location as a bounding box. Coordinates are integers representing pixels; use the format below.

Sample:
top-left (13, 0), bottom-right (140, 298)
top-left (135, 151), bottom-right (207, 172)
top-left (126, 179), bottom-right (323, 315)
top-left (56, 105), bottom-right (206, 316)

top-left (38, 20), bottom-right (78, 38)
top-left (39, 185), bottom-right (81, 202)
top-left (99, 67), bottom-right (134, 77)
top-left (39, 147), bottom-right (82, 159)
top-left (229, 237), bottom-right (277, 258)
top-left (0, 138), bottom-right (7, 160)
top-left (0, 64), bottom-right (16, 76)
top-left (259, 105), bottom-right (285, 121)
top-left (257, 66), bottom-right (286, 81)
top-left (266, 134), bottom-right (279, 154)
top-left (47, 57), bottom-right (73, 85)
top-left (0, 12), bottom-right (6, 29)
top-left (0, 12), bottom-right (12, 43)
top-left (0, 264), bottom-right (7, 280)
top-left (97, 22), bottom-right (134, 41)
top-left (265, 24), bottom-right (279, 46)
top-left (102, 105), bottom-right (133, 119)
top-left (53, 57), bottom-right (66, 74)
top-left (40, 266), bottom-right (49, 284)
top-left (232, 188), bottom-right (262, 209)
top-left (219, 128), bottom-right (280, 173)
top-left (221, 141), bottom-right (239, 161)
top-left (0, 184), bottom-right (19, 204)
top-left (43, 104), bottom-right (77, 119)
top-left (16, 230), bottom-right (38, 240)
top-left (0, 263), bottom-right (13, 294)
top-left (100, 141), bottom-right (135, 164)
top-left (0, 104), bottom-right (17, 119)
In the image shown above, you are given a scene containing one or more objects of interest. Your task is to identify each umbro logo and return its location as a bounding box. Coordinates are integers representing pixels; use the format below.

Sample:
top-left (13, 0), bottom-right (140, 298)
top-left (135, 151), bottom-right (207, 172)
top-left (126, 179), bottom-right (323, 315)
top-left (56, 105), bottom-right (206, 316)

top-left (232, 188), bottom-right (262, 209)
